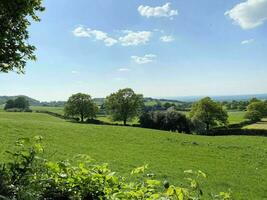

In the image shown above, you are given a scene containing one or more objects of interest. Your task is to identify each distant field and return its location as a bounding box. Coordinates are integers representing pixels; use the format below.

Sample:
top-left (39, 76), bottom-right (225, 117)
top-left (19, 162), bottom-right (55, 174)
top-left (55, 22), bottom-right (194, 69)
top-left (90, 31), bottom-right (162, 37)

top-left (244, 118), bottom-right (267, 130)
top-left (227, 111), bottom-right (246, 124)
top-left (31, 106), bottom-right (64, 114)
top-left (0, 112), bottom-right (266, 199)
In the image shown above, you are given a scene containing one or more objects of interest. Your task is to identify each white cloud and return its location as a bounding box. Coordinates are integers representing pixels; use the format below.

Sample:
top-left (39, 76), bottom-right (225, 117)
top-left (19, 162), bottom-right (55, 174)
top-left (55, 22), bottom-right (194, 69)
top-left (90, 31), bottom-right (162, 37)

top-left (160, 35), bottom-right (175, 42)
top-left (119, 31), bottom-right (152, 46)
top-left (73, 26), bottom-right (152, 47)
top-left (118, 68), bottom-right (130, 72)
top-left (225, 0), bottom-right (267, 29)
top-left (131, 54), bottom-right (157, 64)
top-left (73, 26), bottom-right (90, 37)
top-left (72, 26), bottom-right (117, 46)
top-left (138, 3), bottom-right (178, 19)
top-left (241, 39), bottom-right (255, 44)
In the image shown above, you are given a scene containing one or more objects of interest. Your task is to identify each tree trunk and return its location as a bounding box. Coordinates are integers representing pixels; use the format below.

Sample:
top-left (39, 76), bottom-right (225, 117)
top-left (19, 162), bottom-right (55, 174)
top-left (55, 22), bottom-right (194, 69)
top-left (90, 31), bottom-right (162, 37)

top-left (123, 118), bottom-right (127, 126)
top-left (206, 123), bottom-right (210, 134)
top-left (81, 113), bottom-right (84, 123)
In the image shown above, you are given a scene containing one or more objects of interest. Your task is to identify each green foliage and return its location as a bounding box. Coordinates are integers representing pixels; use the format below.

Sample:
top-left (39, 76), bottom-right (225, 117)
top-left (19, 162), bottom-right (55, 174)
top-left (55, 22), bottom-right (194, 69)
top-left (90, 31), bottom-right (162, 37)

top-left (105, 88), bottom-right (144, 125)
top-left (244, 101), bottom-right (267, 123)
top-left (4, 96), bottom-right (30, 111)
top-left (0, 0), bottom-right (45, 73)
top-left (64, 93), bottom-right (98, 122)
top-left (221, 100), bottom-right (248, 111)
top-left (0, 137), bottom-right (231, 200)
top-left (139, 110), bottom-right (191, 133)
top-left (244, 110), bottom-right (262, 123)
top-left (3, 100), bottom-right (14, 110)
top-left (247, 101), bottom-right (267, 117)
top-left (190, 97), bottom-right (228, 133)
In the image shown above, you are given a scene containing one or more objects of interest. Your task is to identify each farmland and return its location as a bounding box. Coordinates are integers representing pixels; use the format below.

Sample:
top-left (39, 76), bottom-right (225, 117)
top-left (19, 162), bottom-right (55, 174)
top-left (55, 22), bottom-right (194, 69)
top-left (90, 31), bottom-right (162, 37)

top-left (244, 118), bottom-right (267, 130)
top-left (0, 111), bottom-right (266, 199)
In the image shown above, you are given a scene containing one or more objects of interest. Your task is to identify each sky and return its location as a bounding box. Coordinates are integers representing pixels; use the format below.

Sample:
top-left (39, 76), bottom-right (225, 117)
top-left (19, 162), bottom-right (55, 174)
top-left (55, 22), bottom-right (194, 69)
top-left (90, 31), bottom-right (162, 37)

top-left (1, 0), bottom-right (267, 101)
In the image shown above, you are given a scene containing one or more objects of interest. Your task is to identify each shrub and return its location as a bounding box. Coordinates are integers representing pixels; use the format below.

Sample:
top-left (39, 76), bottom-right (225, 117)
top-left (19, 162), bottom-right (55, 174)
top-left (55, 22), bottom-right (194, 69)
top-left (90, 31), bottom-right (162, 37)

top-left (140, 110), bottom-right (192, 133)
top-left (0, 137), bottom-right (232, 200)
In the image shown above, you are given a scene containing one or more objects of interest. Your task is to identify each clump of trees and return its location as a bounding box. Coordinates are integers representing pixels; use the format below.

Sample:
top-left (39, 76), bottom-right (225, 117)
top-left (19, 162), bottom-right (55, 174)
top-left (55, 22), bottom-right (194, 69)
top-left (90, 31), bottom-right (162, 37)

top-left (245, 100), bottom-right (267, 122)
top-left (139, 109), bottom-right (191, 133)
top-left (4, 96), bottom-right (30, 111)
top-left (221, 100), bottom-right (249, 111)
top-left (64, 93), bottom-right (98, 122)
top-left (0, 0), bottom-right (44, 73)
top-left (105, 88), bottom-right (144, 125)
top-left (190, 97), bottom-right (228, 134)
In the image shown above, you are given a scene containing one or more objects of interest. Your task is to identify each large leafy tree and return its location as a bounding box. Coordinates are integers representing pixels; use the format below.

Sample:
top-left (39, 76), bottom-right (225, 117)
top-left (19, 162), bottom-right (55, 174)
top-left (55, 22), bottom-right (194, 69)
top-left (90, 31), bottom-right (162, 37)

top-left (105, 88), bottom-right (144, 125)
top-left (245, 101), bottom-right (267, 122)
top-left (64, 93), bottom-right (98, 122)
top-left (0, 0), bottom-right (44, 73)
top-left (190, 97), bottom-right (228, 133)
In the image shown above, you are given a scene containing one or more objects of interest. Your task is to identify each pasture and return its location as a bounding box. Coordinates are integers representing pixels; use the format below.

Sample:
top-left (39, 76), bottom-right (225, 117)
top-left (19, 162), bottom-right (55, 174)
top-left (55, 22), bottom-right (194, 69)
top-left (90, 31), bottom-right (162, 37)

top-left (227, 111), bottom-right (246, 124)
top-left (0, 111), bottom-right (266, 199)
top-left (244, 118), bottom-right (267, 130)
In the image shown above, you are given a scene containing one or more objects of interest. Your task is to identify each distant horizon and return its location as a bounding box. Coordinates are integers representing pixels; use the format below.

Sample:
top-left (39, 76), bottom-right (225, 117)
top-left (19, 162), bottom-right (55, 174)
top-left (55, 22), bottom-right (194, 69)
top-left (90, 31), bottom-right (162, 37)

top-left (1, 92), bottom-right (267, 102)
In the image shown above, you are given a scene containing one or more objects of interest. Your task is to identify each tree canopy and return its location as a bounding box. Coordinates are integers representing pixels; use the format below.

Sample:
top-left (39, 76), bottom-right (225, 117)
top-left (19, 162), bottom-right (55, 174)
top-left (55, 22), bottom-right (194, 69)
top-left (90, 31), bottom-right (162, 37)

top-left (190, 97), bottom-right (228, 133)
top-left (64, 93), bottom-right (98, 122)
top-left (4, 96), bottom-right (29, 110)
top-left (105, 88), bottom-right (144, 125)
top-left (245, 101), bottom-right (267, 122)
top-left (0, 0), bottom-right (44, 73)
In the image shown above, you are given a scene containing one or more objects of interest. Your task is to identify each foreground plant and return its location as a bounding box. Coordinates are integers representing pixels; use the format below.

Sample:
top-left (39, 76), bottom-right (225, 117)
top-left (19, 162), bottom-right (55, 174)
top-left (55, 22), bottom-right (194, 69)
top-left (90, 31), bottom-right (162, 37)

top-left (0, 137), bottom-right (231, 200)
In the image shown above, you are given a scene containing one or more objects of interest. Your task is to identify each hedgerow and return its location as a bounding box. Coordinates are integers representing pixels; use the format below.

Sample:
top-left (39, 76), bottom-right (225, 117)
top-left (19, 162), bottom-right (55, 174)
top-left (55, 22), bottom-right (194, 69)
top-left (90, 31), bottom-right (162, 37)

top-left (0, 137), bottom-right (231, 200)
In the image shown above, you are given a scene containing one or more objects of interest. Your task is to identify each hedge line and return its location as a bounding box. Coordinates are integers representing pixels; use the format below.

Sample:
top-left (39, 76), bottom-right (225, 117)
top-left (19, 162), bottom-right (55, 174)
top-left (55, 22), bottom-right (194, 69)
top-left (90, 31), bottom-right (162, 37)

top-left (210, 128), bottom-right (267, 136)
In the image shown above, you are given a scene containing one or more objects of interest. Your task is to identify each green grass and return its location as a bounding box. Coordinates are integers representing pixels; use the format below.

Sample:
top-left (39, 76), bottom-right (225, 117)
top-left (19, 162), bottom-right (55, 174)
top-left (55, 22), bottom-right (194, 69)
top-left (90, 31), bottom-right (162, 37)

top-left (244, 118), bottom-right (267, 130)
top-left (30, 106), bottom-right (64, 115)
top-left (227, 111), bottom-right (246, 124)
top-left (0, 112), bottom-right (266, 199)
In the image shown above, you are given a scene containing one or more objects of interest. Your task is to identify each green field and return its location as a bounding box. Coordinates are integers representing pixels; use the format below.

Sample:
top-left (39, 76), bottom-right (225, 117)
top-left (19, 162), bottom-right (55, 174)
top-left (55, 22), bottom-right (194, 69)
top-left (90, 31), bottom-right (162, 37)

top-left (0, 112), bottom-right (266, 199)
top-left (244, 118), bottom-right (267, 130)
top-left (31, 106), bottom-right (64, 115)
top-left (227, 111), bottom-right (246, 124)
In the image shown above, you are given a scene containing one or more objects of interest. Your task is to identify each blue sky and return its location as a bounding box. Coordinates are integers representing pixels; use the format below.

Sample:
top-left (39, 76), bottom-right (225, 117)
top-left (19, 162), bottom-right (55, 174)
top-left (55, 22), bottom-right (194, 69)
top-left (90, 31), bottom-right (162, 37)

top-left (1, 0), bottom-right (267, 101)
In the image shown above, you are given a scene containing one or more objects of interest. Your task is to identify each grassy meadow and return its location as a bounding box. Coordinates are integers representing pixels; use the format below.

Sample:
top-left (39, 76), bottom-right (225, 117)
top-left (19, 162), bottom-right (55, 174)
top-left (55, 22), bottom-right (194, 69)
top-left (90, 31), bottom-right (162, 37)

top-left (244, 118), bottom-right (267, 130)
top-left (0, 111), bottom-right (266, 199)
top-left (227, 111), bottom-right (247, 124)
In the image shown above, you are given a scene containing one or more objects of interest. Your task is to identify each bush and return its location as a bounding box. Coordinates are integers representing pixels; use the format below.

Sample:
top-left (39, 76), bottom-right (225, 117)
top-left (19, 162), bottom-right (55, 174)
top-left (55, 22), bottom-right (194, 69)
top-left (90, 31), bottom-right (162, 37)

top-left (140, 110), bottom-right (192, 133)
top-left (191, 117), bottom-right (207, 135)
top-left (0, 137), bottom-right (232, 200)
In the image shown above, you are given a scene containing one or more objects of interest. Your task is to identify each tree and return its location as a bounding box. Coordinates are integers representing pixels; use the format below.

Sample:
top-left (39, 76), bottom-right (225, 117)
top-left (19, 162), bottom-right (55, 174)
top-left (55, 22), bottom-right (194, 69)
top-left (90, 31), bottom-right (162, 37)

top-left (247, 101), bottom-right (267, 117)
top-left (4, 99), bottom-right (15, 110)
top-left (4, 97), bottom-right (29, 110)
top-left (245, 101), bottom-right (267, 122)
top-left (190, 97), bottom-right (228, 133)
top-left (0, 0), bottom-right (44, 73)
top-left (14, 96), bottom-right (29, 109)
top-left (64, 93), bottom-right (98, 122)
top-left (139, 110), bottom-right (191, 133)
top-left (105, 88), bottom-right (144, 125)
top-left (245, 110), bottom-right (262, 123)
